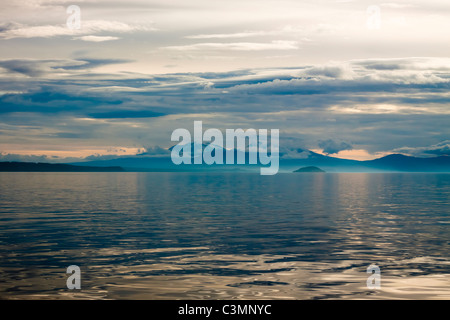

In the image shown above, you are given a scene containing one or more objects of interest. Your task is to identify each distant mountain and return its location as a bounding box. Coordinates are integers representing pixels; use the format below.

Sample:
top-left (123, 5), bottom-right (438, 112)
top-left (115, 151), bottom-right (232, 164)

top-left (294, 166), bottom-right (325, 173)
top-left (281, 150), bottom-right (450, 173)
top-left (72, 142), bottom-right (267, 172)
top-left (67, 146), bottom-right (450, 173)
top-left (362, 154), bottom-right (450, 172)
top-left (0, 162), bottom-right (125, 172)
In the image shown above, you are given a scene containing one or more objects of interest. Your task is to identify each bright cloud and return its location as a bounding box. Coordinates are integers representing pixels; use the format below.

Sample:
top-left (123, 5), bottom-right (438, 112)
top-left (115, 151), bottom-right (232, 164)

top-left (163, 41), bottom-right (299, 51)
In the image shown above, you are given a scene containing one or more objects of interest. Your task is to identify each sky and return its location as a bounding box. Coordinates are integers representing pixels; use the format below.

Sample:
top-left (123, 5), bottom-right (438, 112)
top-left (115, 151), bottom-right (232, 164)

top-left (0, 0), bottom-right (449, 162)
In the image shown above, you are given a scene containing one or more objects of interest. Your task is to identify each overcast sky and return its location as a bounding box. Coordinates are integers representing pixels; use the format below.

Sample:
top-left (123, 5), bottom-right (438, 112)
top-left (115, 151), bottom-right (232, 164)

top-left (0, 0), bottom-right (449, 161)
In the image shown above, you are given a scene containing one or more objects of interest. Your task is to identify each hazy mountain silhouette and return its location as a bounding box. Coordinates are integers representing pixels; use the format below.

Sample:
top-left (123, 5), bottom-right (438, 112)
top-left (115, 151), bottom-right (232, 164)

top-left (294, 166), bottom-right (326, 173)
top-left (282, 151), bottom-right (450, 172)
top-left (69, 146), bottom-right (450, 173)
top-left (0, 162), bottom-right (124, 172)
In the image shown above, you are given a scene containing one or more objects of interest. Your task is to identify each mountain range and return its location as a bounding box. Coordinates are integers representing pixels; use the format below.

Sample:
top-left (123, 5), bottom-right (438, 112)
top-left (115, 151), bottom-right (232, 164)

top-left (1, 143), bottom-right (448, 173)
top-left (0, 162), bottom-right (124, 172)
top-left (68, 144), bottom-right (450, 173)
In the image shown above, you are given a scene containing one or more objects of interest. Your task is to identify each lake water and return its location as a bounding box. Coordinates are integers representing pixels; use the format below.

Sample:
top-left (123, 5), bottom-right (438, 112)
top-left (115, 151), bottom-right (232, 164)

top-left (0, 172), bottom-right (449, 299)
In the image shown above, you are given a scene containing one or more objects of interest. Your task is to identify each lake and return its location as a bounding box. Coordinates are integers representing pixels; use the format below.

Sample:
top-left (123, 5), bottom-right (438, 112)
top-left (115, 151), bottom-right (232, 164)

top-left (0, 172), bottom-right (449, 299)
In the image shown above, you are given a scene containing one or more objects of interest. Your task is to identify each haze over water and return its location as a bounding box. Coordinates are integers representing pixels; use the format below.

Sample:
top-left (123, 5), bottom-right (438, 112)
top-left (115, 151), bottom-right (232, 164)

top-left (0, 172), bottom-right (449, 299)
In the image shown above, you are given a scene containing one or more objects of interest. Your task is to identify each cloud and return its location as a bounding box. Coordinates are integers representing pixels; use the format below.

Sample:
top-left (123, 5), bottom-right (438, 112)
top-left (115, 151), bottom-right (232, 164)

top-left (353, 57), bottom-right (450, 72)
top-left (380, 3), bottom-right (417, 9)
top-left (328, 104), bottom-right (450, 115)
top-left (0, 59), bottom-right (46, 77)
top-left (163, 40), bottom-right (299, 51)
top-left (220, 58), bottom-right (450, 97)
top-left (392, 141), bottom-right (450, 157)
top-left (318, 139), bottom-right (353, 155)
top-left (137, 146), bottom-right (170, 156)
top-left (88, 110), bottom-right (165, 119)
top-left (57, 58), bottom-right (133, 70)
top-left (185, 31), bottom-right (270, 39)
top-left (0, 58), bottom-right (132, 77)
top-left (0, 20), bottom-right (153, 40)
top-left (0, 87), bottom-right (124, 115)
top-left (74, 35), bottom-right (120, 42)
top-left (279, 148), bottom-right (312, 159)
top-left (303, 64), bottom-right (355, 79)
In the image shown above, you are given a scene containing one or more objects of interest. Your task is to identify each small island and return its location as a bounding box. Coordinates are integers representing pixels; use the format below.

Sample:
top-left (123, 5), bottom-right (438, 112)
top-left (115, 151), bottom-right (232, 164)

top-left (293, 166), bottom-right (325, 173)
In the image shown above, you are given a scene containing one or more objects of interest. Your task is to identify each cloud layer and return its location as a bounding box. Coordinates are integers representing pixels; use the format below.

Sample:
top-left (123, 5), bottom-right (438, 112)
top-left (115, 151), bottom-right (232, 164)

top-left (0, 56), bottom-right (449, 160)
top-left (0, 1), bottom-right (449, 160)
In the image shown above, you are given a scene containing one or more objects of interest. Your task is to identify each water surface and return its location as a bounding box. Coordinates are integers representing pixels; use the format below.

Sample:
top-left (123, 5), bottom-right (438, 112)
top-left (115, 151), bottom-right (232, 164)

top-left (0, 172), bottom-right (448, 299)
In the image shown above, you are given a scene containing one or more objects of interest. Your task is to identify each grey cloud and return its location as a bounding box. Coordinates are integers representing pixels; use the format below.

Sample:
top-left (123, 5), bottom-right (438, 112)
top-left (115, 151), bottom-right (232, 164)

top-left (138, 146), bottom-right (170, 156)
top-left (0, 59), bottom-right (45, 77)
top-left (279, 148), bottom-right (312, 159)
top-left (318, 139), bottom-right (353, 155)
top-left (392, 141), bottom-right (450, 157)
top-left (304, 65), bottom-right (349, 78)
top-left (0, 58), bottom-right (133, 77)
top-left (54, 132), bottom-right (87, 139)
top-left (353, 59), bottom-right (409, 71)
top-left (353, 58), bottom-right (450, 72)
top-left (58, 58), bottom-right (133, 70)
top-left (88, 109), bottom-right (165, 119)
top-left (360, 63), bottom-right (403, 71)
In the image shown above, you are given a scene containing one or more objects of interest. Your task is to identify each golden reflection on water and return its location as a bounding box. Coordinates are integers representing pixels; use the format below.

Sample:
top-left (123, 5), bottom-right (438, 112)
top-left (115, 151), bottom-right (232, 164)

top-left (3, 248), bottom-right (449, 300)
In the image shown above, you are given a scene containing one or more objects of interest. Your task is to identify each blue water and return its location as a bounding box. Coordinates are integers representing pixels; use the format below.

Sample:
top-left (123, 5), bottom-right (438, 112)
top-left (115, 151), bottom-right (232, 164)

top-left (0, 172), bottom-right (449, 299)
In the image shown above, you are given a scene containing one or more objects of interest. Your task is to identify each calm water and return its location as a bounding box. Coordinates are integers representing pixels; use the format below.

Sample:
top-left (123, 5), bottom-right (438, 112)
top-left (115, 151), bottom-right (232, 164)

top-left (0, 172), bottom-right (449, 299)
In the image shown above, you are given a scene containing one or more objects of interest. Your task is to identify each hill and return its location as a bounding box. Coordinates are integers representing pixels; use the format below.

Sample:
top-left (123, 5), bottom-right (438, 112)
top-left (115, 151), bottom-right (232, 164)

top-left (294, 166), bottom-right (325, 173)
top-left (0, 162), bottom-right (125, 172)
